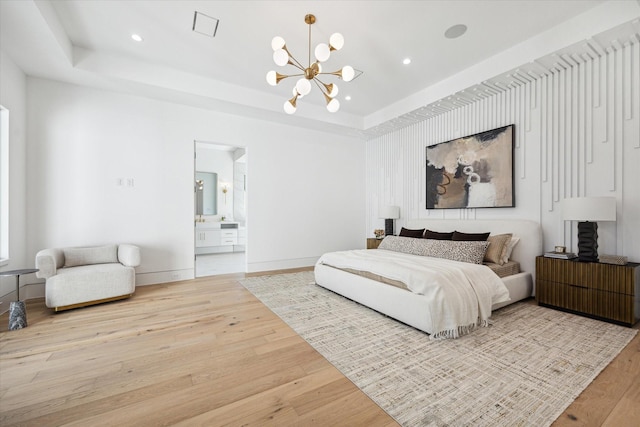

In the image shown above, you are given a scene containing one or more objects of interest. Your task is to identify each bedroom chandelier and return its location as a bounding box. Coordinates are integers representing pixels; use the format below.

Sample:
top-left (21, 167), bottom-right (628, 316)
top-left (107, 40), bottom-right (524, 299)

top-left (266, 14), bottom-right (355, 114)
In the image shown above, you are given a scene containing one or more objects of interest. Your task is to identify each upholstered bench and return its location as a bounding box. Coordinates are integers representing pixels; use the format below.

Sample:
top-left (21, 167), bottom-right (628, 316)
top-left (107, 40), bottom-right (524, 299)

top-left (35, 244), bottom-right (140, 312)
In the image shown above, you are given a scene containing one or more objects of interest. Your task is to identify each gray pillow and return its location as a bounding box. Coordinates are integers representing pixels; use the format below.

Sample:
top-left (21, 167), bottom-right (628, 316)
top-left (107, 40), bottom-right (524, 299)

top-left (64, 244), bottom-right (118, 267)
top-left (379, 236), bottom-right (489, 264)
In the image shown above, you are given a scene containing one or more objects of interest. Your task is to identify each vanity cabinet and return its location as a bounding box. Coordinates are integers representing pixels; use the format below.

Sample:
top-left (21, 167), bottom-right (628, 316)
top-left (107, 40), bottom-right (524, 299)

top-left (195, 223), bottom-right (239, 254)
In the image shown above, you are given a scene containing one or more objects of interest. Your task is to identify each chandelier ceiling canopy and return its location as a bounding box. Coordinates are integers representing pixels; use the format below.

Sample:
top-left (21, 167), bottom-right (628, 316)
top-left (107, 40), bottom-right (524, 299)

top-left (266, 14), bottom-right (354, 114)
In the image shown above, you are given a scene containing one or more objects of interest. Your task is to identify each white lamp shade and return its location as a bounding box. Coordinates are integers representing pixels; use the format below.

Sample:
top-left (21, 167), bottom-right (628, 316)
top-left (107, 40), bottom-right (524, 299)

top-left (283, 100), bottom-right (296, 114)
top-left (266, 71), bottom-right (277, 86)
top-left (292, 86), bottom-right (304, 99)
top-left (563, 197), bottom-right (616, 221)
top-left (271, 36), bottom-right (285, 51)
top-left (329, 33), bottom-right (344, 50)
top-left (341, 65), bottom-right (355, 82)
top-left (295, 78), bottom-right (311, 96)
top-left (273, 49), bottom-right (289, 66)
top-left (314, 43), bottom-right (331, 62)
top-left (326, 98), bottom-right (340, 113)
top-left (328, 83), bottom-right (338, 98)
top-left (379, 206), bottom-right (400, 219)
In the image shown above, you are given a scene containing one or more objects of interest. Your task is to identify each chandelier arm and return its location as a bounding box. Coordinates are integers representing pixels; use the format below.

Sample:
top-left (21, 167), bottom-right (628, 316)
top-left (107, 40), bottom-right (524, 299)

top-left (312, 78), bottom-right (330, 96)
top-left (280, 72), bottom-right (305, 79)
top-left (286, 54), bottom-right (306, 71)
top-left (317, 70), bottom-right (344, 77)
top-left (288, 61), bottom-right (306, 71)
top-left (313, 76), bottom-right (331, 87)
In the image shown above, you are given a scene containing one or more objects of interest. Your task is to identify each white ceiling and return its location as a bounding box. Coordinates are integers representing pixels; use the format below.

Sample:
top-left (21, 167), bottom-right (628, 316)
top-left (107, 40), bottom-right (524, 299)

top-left (1, 1), bottom-right (639, 137)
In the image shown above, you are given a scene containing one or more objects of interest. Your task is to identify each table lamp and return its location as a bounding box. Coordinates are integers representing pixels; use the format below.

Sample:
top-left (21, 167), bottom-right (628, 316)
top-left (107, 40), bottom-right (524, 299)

top-left (379, 206), bottom-right (400, 236)
top-left (563, 197), bottom-right (616, 262)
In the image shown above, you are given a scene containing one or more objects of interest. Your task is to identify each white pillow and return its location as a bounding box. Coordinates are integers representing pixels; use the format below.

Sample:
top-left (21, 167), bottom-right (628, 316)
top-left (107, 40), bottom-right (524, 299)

top-left (500, 236), bottom-right (520, 264)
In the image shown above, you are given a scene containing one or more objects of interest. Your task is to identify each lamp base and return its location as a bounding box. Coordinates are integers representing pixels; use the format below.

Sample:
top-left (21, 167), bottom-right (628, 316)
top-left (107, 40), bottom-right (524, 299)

top-left (8, 301), bottom-right (27, 331)
top-left (384, 218), bottom-right (395, 236)
top-left (577, 221), bottom-right (599, 262)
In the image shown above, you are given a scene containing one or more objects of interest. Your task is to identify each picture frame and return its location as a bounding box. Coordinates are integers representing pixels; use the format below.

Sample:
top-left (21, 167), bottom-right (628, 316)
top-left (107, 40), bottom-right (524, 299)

top-left (425, 125), bottom-right (515, 209)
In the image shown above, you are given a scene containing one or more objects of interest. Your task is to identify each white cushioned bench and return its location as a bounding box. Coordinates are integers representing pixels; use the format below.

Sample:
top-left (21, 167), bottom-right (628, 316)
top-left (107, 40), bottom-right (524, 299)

top-left (35, 244), bottom-right (140, 312)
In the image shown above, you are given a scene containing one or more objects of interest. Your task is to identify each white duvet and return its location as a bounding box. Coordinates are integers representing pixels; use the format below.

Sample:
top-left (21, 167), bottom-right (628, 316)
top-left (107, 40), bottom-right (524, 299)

top-left (317, 249), bottom-right (510, 339)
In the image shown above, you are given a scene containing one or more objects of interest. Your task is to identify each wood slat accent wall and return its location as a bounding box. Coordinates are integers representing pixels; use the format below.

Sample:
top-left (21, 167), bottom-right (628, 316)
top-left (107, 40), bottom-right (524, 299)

top-left (365, 37), bottom-right (640, 263)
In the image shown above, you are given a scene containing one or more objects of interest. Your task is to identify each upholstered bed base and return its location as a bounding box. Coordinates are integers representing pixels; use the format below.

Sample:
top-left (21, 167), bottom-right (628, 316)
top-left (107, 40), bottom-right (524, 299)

top-left (315, 219), bottom-right (542, 335)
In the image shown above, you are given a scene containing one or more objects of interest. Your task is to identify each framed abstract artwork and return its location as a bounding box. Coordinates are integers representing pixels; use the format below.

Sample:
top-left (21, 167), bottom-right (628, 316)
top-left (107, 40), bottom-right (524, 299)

top-left (426, 125), bottom-right (515, 209)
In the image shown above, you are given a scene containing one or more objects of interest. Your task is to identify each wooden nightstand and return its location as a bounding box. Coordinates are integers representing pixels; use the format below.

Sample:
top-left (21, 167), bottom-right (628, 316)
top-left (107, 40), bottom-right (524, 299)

top-left (536, 256), bottom-right (640, 326)
top-left (366, 238), bottom-right (383, 249)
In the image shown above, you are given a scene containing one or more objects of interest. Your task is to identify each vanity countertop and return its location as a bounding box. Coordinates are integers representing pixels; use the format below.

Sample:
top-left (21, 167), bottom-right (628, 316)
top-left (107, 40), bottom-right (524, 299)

top-left (195, 221), bottom-right (240, 229)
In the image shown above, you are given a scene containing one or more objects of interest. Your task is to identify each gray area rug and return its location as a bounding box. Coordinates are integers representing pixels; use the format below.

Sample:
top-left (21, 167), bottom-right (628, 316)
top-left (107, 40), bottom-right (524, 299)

top-left (240, 271), bottom-right (637, 427)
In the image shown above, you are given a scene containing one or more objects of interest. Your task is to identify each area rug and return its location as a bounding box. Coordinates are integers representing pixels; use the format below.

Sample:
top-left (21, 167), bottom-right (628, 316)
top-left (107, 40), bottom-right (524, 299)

top-left (240, 271), bottom-right (637, 427)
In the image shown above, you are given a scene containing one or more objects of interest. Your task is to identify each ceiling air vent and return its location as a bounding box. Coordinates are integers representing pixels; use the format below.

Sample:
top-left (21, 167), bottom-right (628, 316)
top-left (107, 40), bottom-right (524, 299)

top-left (192, 11), bottom-right (219, 38)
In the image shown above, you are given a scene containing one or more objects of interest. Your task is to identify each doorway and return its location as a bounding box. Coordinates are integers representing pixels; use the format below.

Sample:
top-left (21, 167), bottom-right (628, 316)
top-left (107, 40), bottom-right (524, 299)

top-left (194, 141), bottom-right (247, 277)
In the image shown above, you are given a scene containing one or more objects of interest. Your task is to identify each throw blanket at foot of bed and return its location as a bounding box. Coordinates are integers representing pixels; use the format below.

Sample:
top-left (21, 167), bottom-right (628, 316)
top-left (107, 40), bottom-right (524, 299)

top-left (316, 249), bottom-right (510, 339)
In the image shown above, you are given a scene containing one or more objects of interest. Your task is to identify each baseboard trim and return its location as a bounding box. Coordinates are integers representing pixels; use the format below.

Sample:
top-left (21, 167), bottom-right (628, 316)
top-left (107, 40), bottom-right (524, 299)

top-left (247, 257), bottom-right (319, 273)
top-left (135, 269), bottom-right (195, 286)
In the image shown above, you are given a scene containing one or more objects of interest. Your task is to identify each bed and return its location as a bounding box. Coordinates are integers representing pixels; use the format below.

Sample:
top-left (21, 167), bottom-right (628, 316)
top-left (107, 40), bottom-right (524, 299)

top-left (314, 219), bottom-right (542, 338)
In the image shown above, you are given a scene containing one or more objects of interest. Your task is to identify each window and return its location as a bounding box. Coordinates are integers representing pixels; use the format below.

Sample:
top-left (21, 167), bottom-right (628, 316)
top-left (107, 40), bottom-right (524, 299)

top-left (0, 105), bottom-right (8, 266)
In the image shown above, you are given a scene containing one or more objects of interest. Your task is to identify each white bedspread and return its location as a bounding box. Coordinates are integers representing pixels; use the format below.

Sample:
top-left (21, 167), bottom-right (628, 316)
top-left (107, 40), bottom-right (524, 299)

top-left (317, 249), bottom-right (510, 339)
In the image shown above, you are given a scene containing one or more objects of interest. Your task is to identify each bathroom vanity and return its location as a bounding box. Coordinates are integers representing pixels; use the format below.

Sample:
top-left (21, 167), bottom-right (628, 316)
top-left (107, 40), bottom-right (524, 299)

top-left (195, 222), bottom-right (245, 254)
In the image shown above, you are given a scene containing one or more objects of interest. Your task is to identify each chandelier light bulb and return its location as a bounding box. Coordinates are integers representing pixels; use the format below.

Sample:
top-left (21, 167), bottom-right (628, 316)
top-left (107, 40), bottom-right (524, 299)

top-left (328, 83), bottom-right (339, 98)
top-left (284, 100), bottom-right (297, 114)
top-left (314, 43), bottom-right (331, 62)
top-left (329, 33), bottom-right (344, 51)
top-left (271, 36), bottom-right (285, 51)
top-left (296, 78), bottom-right (312, 96)
top-left (341, 65), bottom-right (355, 82)
top-left (266, 71), bottom-right (278, 86)
top-left (326, 98), bottom-right (340, 113)
top-left (292, 87), bottom-right (305, 99)
top-left (273, 49), bottom-right (289, 66)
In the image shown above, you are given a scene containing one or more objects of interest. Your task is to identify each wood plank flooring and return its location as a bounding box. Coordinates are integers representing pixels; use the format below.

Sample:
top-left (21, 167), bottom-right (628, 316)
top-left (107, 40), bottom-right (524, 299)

top-left (1, 269), bottom-right (638, 426)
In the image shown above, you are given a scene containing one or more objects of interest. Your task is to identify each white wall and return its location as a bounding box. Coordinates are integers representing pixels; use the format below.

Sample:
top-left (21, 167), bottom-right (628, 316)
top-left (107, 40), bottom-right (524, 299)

top-left (366, 40), bottom-right (640, 262)
top-left (0, 51), bottom-right (30, 311)
top-left (26, 78), bottom-right (365, 285)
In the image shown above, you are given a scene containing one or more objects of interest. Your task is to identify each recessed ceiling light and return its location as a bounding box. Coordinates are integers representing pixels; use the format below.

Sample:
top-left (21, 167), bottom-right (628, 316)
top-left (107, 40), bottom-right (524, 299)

top-left (345, 95), bottom-right (352, 101)
top-left (403, 58), bottom-right (411, 65)
top-left (445, 24), bottom-right (467, 39)
top-left (131, 34), bottom-right (143, 42)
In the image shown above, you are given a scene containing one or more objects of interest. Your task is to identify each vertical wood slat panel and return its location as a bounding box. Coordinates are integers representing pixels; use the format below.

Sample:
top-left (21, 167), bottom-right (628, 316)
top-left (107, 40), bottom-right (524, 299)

top-left (587, 56), bottom-right (594, 164)
top-left (553, 70), bottom-right (560, 204)
top-left (575, 61), bottom-right (580, 196)
top-left (636, 41), bottom-right (640, 148)
top-left (624, 41), bottom-right (632, 121)
top-left (365, 40), bottom-right (638, 242)
top-left (608, 47), bottom-right (617, 192)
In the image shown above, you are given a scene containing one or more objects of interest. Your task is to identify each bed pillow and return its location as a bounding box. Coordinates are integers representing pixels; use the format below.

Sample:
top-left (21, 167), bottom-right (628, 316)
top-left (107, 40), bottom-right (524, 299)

top-left (424, 230), bottom-right (454, 240)
top-left (399, 227), bottom-right (425, 238)
top-left (483, 233), bottom-right (512, 265)
top-left (378, 236), bottom-right (489, 264)
top-left (452, 231), bottom-right (490, 241)
top-left (500, 236), bottom-right (521, 264)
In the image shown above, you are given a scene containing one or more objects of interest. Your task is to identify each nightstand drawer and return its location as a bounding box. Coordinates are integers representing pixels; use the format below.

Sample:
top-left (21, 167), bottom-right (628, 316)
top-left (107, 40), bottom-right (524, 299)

top-left (536, 257), bottom-right (635, 295)
top-left (537, 280), bottom-right (636, 325)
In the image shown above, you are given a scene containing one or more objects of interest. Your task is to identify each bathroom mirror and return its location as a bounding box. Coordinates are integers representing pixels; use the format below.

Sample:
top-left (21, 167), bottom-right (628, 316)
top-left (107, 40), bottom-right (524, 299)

top-left (195, 171), bottom-right (217, 215)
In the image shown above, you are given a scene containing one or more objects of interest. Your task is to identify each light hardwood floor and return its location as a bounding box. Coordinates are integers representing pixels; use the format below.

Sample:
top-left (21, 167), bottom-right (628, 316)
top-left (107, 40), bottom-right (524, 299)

top-left (1, 269), bottom-right (638, 426)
